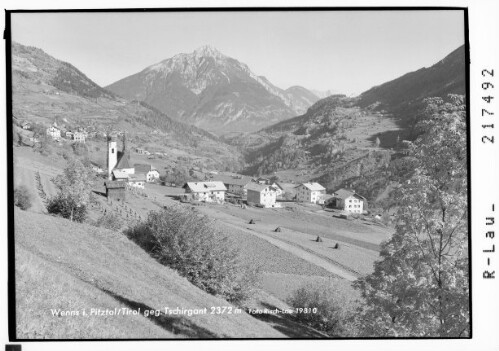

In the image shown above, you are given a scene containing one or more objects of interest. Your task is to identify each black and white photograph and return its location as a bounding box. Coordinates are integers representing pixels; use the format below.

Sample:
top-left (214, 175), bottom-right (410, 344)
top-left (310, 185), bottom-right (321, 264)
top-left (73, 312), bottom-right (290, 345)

top-left (3, 3), bottom-right (494, 347)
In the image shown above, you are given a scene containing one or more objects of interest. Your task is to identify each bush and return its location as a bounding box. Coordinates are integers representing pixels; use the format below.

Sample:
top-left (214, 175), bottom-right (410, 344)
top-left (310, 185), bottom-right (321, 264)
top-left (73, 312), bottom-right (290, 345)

top-left (125, 207), bottom-right (258, 304)
top-left (14, 185), bottom-right (32, 210)
top-left (46, 194), bottom-right (87, 222)
top-left (96, 212), bottom-right (122, 231)
top-left (72, 142), bottom-right (88, 156)
top-left (287, 282), bottom-right (357, 337)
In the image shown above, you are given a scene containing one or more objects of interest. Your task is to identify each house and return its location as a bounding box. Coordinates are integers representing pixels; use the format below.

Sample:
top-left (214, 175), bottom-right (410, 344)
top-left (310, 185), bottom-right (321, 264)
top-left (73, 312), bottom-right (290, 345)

top-left (128, 173), bottom-right (146, 189)
top-left (90, 161), bottom-right (104, 174)
top-left (105, 181), bottom-right (126, 201)
top-left (246, 183), bottom-right (278, 208)
top-left (327, 188), bottom-right (367, 214)
top-left (270, 183), bottom-right (284, 198)
top-left (19, 136), bottom-right (35, 147)
top-left (21, 121), bottom-right (31, 130)
top-left (46, 126), bottom-right (61, 140)
top-left (295, 182), bottom-right (326, 204)
top-left (255, 177), bottom-right (270, 185)
top-left (213, 174), bottom-right (253, 196)
top-left (134, 164), bottom-right (160, 182)
top-left (182, 181), bottom-right (226, 203)
top-left (72, 131), bottom-right (86, 143)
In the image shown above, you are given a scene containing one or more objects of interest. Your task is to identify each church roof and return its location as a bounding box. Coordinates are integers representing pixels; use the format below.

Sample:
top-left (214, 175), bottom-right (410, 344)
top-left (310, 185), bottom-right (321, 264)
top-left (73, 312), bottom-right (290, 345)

top-left (115, 151), bottom-right (131, 169)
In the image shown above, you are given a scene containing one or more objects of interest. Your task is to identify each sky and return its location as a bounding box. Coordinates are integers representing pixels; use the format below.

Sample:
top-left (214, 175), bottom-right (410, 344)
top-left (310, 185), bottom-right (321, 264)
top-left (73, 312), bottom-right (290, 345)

top-left (11, 10), bottom-right (465, 95)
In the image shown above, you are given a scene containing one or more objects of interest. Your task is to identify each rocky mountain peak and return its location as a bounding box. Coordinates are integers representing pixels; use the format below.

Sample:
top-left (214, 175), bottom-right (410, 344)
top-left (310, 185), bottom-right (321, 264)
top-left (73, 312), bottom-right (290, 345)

top-left (193, 45), bottom-right (224, 59)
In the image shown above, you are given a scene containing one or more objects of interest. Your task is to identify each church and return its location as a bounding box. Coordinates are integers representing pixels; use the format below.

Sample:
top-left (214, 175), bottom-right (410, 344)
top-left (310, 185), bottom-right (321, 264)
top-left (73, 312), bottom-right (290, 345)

top-left (105, 133), bottom-right (146, 201)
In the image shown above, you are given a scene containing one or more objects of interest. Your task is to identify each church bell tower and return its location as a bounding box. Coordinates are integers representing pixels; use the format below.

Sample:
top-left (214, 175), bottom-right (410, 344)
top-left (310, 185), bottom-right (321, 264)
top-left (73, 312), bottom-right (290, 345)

top-left (107, 134), bottom-right (118, 180)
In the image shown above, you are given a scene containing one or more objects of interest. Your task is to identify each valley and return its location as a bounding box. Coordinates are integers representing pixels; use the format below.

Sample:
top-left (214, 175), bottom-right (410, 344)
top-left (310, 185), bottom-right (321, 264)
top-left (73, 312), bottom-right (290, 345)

top-left (10, 39), bottom-right (467, 339)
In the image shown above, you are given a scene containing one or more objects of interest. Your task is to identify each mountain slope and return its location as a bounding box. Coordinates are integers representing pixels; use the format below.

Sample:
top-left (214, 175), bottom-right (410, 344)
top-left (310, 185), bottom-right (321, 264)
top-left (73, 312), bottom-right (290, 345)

top-left (15, 209), bottom-right (285, 339)
top-left (285, 86), bottom-right (321, 115)
top-left (358, 45), bottom-right (466, 130)
top-left (232, 45), bottom-right (466, 198)
top-left (12, 41), bottom-right (243, 171)
top-left (106, 46), bottom-right (315, 134)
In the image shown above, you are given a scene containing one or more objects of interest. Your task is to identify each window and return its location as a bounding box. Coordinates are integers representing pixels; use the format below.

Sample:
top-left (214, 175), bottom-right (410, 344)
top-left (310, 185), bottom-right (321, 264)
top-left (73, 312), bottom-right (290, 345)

top-left (111, 148), bottom-right (115, 154)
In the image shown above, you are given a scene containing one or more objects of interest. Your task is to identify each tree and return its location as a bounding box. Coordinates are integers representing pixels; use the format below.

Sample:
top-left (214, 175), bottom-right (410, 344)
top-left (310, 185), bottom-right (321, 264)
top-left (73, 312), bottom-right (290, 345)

top-left (287, 282), bottom-right (358, 336)
top-left (354, 95), bottom-right (469, 337)
top-left (125, 207), bottom-right (259, 304)
top-left (14, 185), bottom-right (32, 210)
top-left (12, 125), bottom-right (19, 146)
top-left (96, 212), bottom-right (122, 231)
top-left (47, 158), bottom-right (93, 222)
top-left (165, 167), bottom-right (189, 185)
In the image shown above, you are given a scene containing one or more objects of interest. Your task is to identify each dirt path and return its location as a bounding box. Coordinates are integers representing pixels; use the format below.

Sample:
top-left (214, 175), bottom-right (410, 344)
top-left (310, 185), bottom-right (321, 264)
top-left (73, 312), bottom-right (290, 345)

top-left (222, 222), bottom-right (358, 281)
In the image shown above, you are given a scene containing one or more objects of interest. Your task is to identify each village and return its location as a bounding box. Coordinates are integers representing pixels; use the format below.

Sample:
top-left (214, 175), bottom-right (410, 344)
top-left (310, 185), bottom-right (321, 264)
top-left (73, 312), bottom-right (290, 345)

top-left (14, 120), bottom-right (392, 282)
top-left (101, 132), bottom-right (371, 219)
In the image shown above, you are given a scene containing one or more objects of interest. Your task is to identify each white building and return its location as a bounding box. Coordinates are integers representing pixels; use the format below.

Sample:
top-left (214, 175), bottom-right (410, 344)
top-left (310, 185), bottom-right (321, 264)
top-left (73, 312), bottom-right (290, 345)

top-left (246, 183), bottom-right (278, 208)
top-left (182, 181), bottom-right (226, 203)
top-left (46, 126), bottom-right (61, 140)
top-left (135, 164), bottom-right (160, 182)
top-left (214, 175), bottom-right (253, 196)
top-left (72, 132), bottom-right (86, 143)
top-left (328, 188), bottom-right (366, 214)
top-left (128, 173), bottom-right (146, 189)
top-left (295, 182), bottom-right (326, 204)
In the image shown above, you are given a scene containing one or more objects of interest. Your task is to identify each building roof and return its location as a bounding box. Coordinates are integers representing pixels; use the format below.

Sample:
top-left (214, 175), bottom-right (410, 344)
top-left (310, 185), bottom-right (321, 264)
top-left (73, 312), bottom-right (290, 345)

top-left (115, 151), bottom-right (131, 169)
top-left (213, 174), bottom-right (253, 187)
top-left (112, 170), bottom-right (129, 179)
top-left (19, 136), bottom-right (35, 147)
top-left (332, 188), bottom-right (366, 201)
top-left (134, 164), bottom-right (153, 174)
top-left (183, 181), bottom-right (227, 193)
top-left (15, 126), bottom-right (34, 138)
top-left (246, 182), bottom-right (273, 193)
top-left (105, 181), bottom-right (126, 189)
top-left (271, 182), bottom-right (284, 190)
top-left (296, 182), bottom-right (326, 191)
top-left (129, 173), bottom-right (147, 182)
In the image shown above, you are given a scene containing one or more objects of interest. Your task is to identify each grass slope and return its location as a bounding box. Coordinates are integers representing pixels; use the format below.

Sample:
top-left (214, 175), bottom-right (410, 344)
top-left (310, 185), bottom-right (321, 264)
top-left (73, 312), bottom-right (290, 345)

top-left (14, 209), bottom-right (284, 339)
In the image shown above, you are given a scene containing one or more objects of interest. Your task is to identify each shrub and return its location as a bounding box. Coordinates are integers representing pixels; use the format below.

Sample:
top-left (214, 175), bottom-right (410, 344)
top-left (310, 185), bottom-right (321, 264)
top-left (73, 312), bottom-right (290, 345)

top-left (125, 207), bottom-right (258, 304)
top-left (72, 142), bottom-right (88, 156)
top-left (287, 282), bottom-right (358, 337)
top-left (46, 194), bottom-right (87, 222)
top-left (96, 212), bottom-right (122, 231)
top-left (49, 158), bottom-right (92, 222)
top-left (14, 185), bottom-right (32, 210)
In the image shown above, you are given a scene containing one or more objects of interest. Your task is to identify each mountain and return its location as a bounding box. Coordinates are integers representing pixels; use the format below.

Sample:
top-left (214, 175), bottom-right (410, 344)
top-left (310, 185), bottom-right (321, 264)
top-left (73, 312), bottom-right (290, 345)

top-left (310, 89), bottom-right (339, 99)
top-left (106, 46), bottom-right (316, 134)
top-left (285, 86), bottom-right (321, 115)
top-left (358, 45), bottom-right (466, 131)
top-left (231, 45), bottom-right (466, 202)
top-left (11, 42), bottom-right (243, 171)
